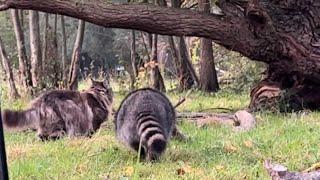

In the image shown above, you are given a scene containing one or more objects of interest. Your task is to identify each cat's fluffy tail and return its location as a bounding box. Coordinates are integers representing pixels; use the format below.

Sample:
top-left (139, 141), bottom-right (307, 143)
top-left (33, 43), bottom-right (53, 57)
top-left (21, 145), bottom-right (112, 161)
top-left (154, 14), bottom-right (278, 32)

top-left (1, 109), bottom-right (38, 129)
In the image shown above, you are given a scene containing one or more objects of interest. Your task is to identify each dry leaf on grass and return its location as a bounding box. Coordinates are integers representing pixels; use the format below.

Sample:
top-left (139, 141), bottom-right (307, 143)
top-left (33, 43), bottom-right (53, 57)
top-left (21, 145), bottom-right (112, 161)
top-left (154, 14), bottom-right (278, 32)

top-left (303, 162), bottom-right (320, 173)
top-left (244, 140), bottom-right (254, 148)
top-left (123, 166), bottom-right (134, 177)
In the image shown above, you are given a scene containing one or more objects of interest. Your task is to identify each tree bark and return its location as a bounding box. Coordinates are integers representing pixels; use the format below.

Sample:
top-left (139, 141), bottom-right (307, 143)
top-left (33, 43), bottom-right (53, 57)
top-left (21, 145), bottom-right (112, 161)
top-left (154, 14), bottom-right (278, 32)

top-left (177, 37), bottom-right (199, 90)
top-left (149, 34), bottom-right (166, 92)
top-left (140, 32), bottom-right (151, 62)
top-left (42, 13), bottom-right (48, 73)
top-left (68, 20), bottom-right (85, 90)
top-left (131, 30), bottom-right (137, 78)
top-left (29, 10), bottom-right (42, 87)
top-left (18, 10), bottom-right (24, 28)
top-left (198, 0), bottom-right (219, 92)
top-left (171, 0), bottom-right (199, 90)
top-left (129, 30), bottom-right (137, 90)
top-left (199, 38), bottom-right (219, 92)
top-left (0, 36), bottom-right (20, 98)
top-left (10, 9), bottom-right (33, 93)
top-left (167, 36), bottom-right (179, 76)
top-left (2, 0), bottom-right (320, 109)
top-left (61, 15), bottom-right (68, 87)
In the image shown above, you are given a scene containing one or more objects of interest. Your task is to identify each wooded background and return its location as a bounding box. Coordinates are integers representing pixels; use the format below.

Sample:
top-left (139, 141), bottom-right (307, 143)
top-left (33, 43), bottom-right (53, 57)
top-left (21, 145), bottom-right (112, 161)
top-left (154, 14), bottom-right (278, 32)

top-left (0, 0), bottom-right (319, 111)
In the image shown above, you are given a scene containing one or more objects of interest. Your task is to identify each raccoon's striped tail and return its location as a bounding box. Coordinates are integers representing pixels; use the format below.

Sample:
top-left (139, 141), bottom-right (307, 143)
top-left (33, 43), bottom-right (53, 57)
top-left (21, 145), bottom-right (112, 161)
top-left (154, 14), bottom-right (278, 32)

top-left (1, 109), bottom-right (38, 129)
top-left (137, 113), bottom-right (167, 161)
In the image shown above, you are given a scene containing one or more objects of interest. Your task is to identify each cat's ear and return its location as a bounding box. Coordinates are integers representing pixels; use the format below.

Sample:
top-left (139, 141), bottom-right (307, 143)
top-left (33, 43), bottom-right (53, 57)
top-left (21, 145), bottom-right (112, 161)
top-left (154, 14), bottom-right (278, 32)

top-left (90, 77), bottom-right (96, 85)
top-left (103, 78), bottom-right (110, 89)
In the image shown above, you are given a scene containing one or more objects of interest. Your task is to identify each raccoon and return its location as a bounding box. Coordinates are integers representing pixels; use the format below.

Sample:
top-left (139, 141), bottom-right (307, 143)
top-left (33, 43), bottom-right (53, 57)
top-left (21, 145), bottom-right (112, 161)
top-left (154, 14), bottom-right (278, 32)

top-left (115, 88), bottom-right (175, 161)
top-left (1, 79), bottom-right (113, 140)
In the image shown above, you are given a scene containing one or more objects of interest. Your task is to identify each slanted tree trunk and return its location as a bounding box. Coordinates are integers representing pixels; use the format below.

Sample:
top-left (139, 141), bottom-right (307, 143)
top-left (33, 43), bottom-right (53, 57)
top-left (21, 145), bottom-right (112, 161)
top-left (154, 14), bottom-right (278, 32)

top-left (140, 32), bottom-right (151, 61)
top-left (0, 36), bottom-right (20, 98)
top-left (198, 0), bottom-right (219, 92)
top-left (10, 9), bottom-right (33, 94)
top-left (149, 34), bottom-right (166, 92)
top-left (29, 10), bottom-right (42, 87)
top-left (2, 0), bottom-right (320, 110)
top-left (171, 0), bottom-right (199, 90)
top-left (167, 37), bottom-right (179, 76)
top-left (61, 15), bottom-right (68, 87)
top-left (68, 20), bottom-right (85, 90)
top-left (177, 37), bottom-right (199, 90)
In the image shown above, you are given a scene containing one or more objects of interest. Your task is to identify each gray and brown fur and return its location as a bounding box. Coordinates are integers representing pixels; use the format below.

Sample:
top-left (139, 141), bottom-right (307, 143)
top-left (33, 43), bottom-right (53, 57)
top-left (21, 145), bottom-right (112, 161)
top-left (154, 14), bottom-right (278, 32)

top-left (1, 79), bottom-right (113, 140)
top-left (115, 88), bottom-right (175, 161)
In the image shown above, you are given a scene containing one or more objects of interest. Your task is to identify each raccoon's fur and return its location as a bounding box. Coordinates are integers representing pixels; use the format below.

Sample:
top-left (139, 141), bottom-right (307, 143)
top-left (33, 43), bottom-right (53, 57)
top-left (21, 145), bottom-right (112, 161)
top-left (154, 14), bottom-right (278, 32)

top-left (115, 88), bottom-right (175, 161)
top-left (1, 79), bottom-right (113, 140)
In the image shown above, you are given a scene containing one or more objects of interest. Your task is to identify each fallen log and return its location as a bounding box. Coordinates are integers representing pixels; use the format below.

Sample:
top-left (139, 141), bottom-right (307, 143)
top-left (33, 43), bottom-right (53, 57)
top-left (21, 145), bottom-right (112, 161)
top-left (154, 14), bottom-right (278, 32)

top-left (264, 160), bottom-right (320, 180)
top-left (177, 110), bottom-right (256, 132)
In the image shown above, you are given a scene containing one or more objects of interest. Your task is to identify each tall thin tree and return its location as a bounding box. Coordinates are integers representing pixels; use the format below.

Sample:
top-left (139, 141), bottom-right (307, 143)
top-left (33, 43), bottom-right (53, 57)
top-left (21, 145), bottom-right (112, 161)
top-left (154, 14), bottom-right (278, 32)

top-left (29, 10), bottom-right (42, 87)
top-left (149, 34), bottom-right (166, 92)
top-left (129, 30), bottom-right (137, 90)
top-left (61, 15), bottom-right (68, 87)
top-left (0, 36), bottom-right (20, 98)
top-left (68, 20), bottom-right (85, 90)
top-left (42, 13), bottom-right (48, 72)
top-left (11, 9), bottom-right (33, 93)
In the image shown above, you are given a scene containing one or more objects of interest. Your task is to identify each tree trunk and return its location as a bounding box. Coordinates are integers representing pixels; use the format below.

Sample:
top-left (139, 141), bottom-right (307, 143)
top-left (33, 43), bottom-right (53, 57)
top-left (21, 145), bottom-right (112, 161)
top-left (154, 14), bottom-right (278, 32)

top-left (172, 0), bottom-right (199, 90)
top-left (177, 37), bottom-right (199, 90)
top-left (10, 9), bottom-right (33, 94)
top-left (149, 34), bottom-right (166, 92)
top-left (0, 36), bottom-right (20, 98)
top-left (167, 36), bottom-right (179, 76)
top-left (61, 15), bottom-right (68, 87)
top-left (42, 13), bottom-right (48, 73)
top-left (198, 0), bottom-right (219, 92)
top-left (2, 0), bottom-right (320, 109)
top-left (140, 32), bottom-right (151, 61)
top-left (52, 14), bottom-right (60, 87)
top-left (199, 38), bottom-right (219, 92)
top-left (19, 10), bottom-right (24, 28)
top-left (131, 30), bottom-right (137, 77)
top-left (68, 20), bottom-right (85, 90)
top-left (130, 30), bottom-right (137, 90)
top-left (29, 10), bottom-right (42, 87)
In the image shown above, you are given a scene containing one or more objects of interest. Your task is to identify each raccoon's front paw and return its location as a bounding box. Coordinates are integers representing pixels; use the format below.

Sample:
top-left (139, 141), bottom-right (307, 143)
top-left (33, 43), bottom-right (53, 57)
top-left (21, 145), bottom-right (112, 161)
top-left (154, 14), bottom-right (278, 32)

top-left (48, 130), bottom-right (66, 140)
top-left (171, 127), bottom-right (188, 142)
top-left (37, 133), bottom-right (48, 141)
top-left (85, 129), bottom-right (95, 138)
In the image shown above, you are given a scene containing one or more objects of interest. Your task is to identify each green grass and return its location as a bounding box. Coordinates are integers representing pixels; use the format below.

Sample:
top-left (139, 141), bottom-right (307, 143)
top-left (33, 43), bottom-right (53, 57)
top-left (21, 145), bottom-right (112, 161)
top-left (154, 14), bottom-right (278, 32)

top-left (2, 86), bottom-right (320, 179)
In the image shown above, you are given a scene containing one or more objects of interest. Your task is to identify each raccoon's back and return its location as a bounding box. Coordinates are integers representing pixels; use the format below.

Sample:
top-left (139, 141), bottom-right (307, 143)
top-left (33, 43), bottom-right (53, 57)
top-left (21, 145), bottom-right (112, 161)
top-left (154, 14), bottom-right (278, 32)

top-left (115, 88), bottom-right (175, 149)
top-left (115, 88), bottom-right (175, 131)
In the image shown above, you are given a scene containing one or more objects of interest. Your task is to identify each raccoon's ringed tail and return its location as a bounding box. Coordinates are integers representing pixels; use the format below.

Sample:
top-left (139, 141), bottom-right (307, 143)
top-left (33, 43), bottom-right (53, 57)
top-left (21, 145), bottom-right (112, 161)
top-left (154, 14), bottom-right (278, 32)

top-left (137, 114), bottom-right (166, 149)
top-left (138, 120), bottom-right (162, 135)
top-left (147, 133), bottom-right (166, 148)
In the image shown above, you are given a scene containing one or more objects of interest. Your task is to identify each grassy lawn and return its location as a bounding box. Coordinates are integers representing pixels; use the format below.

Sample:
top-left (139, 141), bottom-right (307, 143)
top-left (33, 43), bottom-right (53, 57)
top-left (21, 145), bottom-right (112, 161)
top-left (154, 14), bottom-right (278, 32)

top-left (2, 87), bottom-right (320, 179)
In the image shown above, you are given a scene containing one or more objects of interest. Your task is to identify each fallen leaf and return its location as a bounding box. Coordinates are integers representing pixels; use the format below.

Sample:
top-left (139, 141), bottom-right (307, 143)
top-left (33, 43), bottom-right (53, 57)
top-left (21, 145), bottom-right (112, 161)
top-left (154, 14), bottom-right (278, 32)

top-left (244, 140), bottom-right (254, 148)
top-left (177, 165), bottom-right (193, 175)
top-left (215, 165), bottom-right (225, 171)
top-left (123, 166), bottom-right (134, 176)
top-left (225, 142), bottom-right (238, 153)
top-left (303, 162), bottom-right (320, 173)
